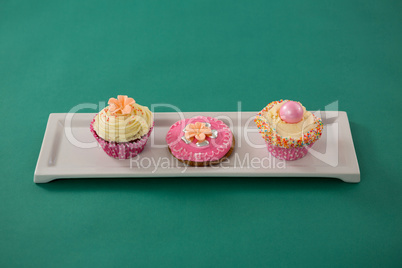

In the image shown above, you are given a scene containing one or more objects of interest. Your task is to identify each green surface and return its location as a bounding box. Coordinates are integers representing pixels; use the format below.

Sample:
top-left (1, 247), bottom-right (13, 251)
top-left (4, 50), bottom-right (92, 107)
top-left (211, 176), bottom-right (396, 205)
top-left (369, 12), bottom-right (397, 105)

top-left (1, 0), bottom-right (402, 267)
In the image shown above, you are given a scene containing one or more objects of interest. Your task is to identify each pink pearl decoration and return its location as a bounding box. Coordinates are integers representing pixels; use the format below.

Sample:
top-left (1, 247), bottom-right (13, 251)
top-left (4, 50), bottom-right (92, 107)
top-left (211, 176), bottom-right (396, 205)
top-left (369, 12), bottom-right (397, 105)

top-left (279, 101), bottom-right (304, 124)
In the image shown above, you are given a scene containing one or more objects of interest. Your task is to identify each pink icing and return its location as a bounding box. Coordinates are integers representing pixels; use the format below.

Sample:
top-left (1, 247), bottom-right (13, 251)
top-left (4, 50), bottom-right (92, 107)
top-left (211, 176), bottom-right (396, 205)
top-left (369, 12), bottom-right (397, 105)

top-left (166, 116), bottom-right (233, 162)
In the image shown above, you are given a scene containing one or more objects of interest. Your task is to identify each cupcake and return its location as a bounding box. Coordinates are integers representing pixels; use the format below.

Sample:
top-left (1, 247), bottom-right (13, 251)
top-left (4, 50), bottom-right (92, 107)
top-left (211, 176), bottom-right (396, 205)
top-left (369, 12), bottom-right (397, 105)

top-left (254, 100), bottom-right (323, 161)
top-left (166, 116), bottom-right (234, 166)
top-left (90, 95), bottom-right (154, 159)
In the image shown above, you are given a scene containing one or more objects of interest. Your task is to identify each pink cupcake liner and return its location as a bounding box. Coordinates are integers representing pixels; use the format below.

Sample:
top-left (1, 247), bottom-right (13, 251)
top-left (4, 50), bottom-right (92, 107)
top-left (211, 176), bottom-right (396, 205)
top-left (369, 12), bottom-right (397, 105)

top-left (266, 142), bottom-right (314, 161)
top-left (90, 116), bottom-right (154, 159)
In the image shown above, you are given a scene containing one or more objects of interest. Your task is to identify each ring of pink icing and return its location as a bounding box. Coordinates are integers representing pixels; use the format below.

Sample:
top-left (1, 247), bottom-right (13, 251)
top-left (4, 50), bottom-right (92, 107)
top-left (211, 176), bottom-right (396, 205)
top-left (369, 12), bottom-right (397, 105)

top-left (166, 116), bottom-right (233, 163)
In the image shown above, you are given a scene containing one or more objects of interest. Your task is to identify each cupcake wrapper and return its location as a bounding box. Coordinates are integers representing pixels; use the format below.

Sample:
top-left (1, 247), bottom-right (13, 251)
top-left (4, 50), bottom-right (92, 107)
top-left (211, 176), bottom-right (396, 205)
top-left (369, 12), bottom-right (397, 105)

top-left (266, 142), bottom-right (313, 161)
top-left (90, 117), bottom-right (154, 159)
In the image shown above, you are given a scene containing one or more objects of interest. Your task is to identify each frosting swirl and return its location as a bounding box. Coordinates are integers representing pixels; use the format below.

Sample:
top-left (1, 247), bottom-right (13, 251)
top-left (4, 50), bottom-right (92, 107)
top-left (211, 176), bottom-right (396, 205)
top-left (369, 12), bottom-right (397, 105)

top-left (93, 102), bottom-right (153, 143)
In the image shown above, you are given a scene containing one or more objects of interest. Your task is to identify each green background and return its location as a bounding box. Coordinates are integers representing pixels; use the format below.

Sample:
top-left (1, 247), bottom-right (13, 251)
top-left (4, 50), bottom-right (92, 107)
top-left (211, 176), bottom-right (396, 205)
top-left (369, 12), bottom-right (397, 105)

top-left (1, 0), bottom-right (402, 267)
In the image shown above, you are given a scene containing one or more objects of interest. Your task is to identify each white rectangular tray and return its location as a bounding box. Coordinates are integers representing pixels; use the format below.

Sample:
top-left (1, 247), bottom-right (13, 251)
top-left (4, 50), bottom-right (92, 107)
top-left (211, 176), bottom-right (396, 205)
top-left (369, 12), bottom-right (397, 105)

top-left (34, 111), bottom-right (360, 183)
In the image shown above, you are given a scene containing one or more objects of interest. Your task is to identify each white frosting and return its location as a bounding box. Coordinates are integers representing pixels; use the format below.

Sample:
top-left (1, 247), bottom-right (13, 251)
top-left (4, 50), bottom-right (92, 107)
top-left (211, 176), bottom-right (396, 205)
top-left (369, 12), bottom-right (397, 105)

top-left (93, 103), bottom-right (153, 142)
top-left (263, 101), bottom-right (316, 139)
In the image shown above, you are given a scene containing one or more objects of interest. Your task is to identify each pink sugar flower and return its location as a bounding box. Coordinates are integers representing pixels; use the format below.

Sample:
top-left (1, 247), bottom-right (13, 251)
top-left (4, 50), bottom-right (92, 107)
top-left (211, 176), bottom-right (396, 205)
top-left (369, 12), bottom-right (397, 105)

top-left (185, 122), bottom-right (212, 142)
top-left (108, 95), bottom-right (135, 115)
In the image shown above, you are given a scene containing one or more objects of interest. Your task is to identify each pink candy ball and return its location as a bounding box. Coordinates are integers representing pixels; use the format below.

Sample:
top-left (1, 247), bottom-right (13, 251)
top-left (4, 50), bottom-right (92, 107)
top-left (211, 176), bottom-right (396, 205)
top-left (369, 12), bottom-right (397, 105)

top-left (279, 101), bottom-right (304, 124)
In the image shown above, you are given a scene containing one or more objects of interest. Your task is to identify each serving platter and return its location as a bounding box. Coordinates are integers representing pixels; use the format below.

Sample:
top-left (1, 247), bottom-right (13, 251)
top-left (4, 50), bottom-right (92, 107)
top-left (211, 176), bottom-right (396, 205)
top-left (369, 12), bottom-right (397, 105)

top-left (34, 111), bottom-right (360, 183)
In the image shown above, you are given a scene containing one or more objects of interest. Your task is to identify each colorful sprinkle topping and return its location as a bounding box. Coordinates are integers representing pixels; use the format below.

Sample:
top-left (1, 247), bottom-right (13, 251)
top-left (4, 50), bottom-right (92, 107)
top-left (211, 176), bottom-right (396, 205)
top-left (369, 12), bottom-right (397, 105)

top-left (254, 100), bottom-right (323, 148)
